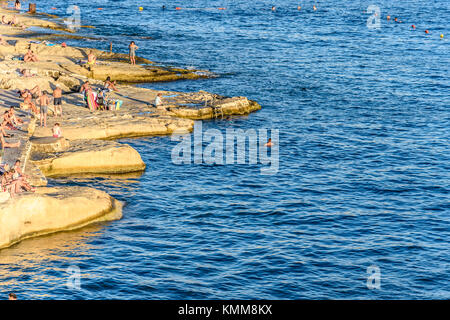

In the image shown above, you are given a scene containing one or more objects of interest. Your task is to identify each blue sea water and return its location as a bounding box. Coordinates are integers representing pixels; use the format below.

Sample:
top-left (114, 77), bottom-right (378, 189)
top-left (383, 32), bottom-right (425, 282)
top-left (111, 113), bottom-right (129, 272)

top-left (0, 0), bottom-right (449, 299)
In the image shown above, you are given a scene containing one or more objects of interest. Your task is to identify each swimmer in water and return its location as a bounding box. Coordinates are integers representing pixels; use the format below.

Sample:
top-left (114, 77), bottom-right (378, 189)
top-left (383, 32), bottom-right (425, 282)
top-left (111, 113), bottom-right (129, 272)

top-left (387, 15), bottom-right (390, 21)
top-left (313, 5), bottom-right (317, 11)
top-left (265, 138), bottom-right (273, 148)
top-left (271, 6), bottom-right (276, 12)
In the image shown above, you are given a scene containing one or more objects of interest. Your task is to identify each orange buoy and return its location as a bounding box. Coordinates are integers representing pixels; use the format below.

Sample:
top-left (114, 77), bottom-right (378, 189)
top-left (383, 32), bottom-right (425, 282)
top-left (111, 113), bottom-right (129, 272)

top-left (411, 25), bottom-right (416, 30)
top-left (98, 8), bottom-right (103, 10)
top-left (387, 15), bottom-right (390, 21)
top-left (51, 7), bottom-right (57, 10)
top-left (176, 7), bottom-right (182, 10)
top-left (218, 7), bottom-right (226, 10)
top-left (425, 29), bottom-right (429, 34)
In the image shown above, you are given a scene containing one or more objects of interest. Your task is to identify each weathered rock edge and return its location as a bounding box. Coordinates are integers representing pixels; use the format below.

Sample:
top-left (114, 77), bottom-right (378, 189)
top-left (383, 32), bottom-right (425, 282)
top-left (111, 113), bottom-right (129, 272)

top-left (0, 187), bottom-right (123, 250)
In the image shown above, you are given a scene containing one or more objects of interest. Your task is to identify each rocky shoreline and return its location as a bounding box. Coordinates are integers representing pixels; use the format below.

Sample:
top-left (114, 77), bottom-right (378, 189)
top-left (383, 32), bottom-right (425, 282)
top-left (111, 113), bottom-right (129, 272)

top-left (0, 7), bottom-right (261, 249)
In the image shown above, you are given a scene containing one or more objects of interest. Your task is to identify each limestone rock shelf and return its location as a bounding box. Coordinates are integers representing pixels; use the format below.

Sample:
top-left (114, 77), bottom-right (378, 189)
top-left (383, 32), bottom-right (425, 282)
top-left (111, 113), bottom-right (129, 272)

top-left (31, 139), bottom-right (146, 176)
top-left (0, 187), bottom-right (123, 249)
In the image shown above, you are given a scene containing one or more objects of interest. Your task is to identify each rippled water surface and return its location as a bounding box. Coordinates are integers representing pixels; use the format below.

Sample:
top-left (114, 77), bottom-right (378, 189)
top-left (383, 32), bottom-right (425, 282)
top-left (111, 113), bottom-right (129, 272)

top-left (0, 0), bottom-right (449, 299)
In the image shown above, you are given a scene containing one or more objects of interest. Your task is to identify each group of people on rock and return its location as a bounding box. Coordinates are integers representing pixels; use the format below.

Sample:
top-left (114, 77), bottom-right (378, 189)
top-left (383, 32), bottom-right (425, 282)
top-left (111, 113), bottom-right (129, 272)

top-left (0, 102), bottom-right (62, 199)
top-left (79, 77), bottom-right (119, 111)
top-left (0, 158), bottom-right (35, 197)
top-left (18, 83), bottom-right (63, 127)
top-left (0, 105), bottom-right (34, 198)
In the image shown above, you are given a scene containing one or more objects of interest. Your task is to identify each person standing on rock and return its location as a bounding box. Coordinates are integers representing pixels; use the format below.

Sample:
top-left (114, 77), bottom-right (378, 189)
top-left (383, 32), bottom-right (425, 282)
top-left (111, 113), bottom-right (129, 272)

top-left (85, 50), bottom-right (96, 71)
top-left (129, 41), bottom-right (138, 65)
top-left (80, 81), bottom-right (91, 107)
top-left (37, 91), bottom-right (50, 127)
top-left (53, 85), bottom-right (63, 118)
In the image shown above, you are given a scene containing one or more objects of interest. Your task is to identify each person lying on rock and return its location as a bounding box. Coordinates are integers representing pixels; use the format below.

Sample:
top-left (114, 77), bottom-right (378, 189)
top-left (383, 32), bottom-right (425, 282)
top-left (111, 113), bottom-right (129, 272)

top-left (19, 85), bottom-right (41, 99)
top-left (23, 49), bottom-right (38, 62)
top-left (0, 128), bottom-right (21, 150)
top-left (20, 68), bottom-right (32, 77)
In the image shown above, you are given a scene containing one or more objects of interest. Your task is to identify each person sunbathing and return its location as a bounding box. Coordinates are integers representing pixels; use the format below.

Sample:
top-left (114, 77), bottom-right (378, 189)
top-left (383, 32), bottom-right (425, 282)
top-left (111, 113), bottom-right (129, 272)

top-left (1, 169), bottom-right (16, 197)
top-left (10, 15), bottom-right (19, 26)
top-left (8, 107), bottom-right (24, 127)
top-left (2, 112), bottom-right (17, 130)
top-left (104, 76), bottom-right (118, 92)
top-left (19, 89), bottom-right (39, 114)
top-left (0, 129), bottom-right (21, 150)
top-left (20, 68), bottom-right (32, 77)
top-left (0, 120), bottom-right (12, 137)
top-left (23, 49), bottom-right (38, 62)
top-left (13, 160), bottom-right (33, 191)
top-left (1, 169), bottom-right (33, 197)
top-left (85, 50), bottom-right (96, 71)
top-left (1, 16), bottom-right (10, 25)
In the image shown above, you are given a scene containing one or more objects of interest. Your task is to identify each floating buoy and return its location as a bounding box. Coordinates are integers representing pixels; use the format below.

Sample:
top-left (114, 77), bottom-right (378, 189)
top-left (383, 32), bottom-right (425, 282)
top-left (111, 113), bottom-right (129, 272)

top-left (411, 25), bottom-right (416, 30)
top-left (425, 29), bottom-right (429, 34)
top-left (139, 7), bottom-right (143, 11)
top-left (440, 34), bottom-right (444, 38)
top-left (387, 15), bottom-right (390, 21)
top-left (176, 7), bottom-right (181, 10)
top-left (218, 7), bottom-right (226, 10)
top-left (98, 8), bottom-right (103, 10)
top-left (51, 7), bottom-right (57, 10)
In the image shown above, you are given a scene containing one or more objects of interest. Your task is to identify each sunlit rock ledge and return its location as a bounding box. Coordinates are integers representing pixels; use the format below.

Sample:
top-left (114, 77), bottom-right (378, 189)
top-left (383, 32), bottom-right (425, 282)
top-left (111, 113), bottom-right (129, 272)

top-left (0, 187), bottom-right (122, 249)
top-left (31, 139), bottom-right (146, 176)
